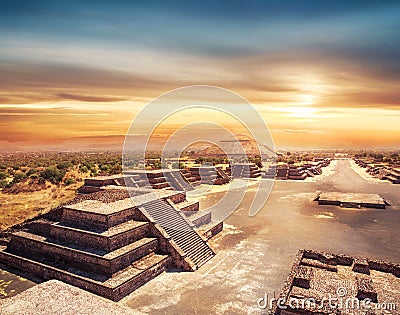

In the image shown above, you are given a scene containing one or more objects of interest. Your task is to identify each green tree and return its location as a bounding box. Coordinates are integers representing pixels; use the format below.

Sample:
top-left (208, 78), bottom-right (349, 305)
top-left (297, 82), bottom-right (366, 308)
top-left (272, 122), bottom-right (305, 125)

top-left (0, 179), bottom-right (8, 188)
top-left (40, 167), bottom-right (66, 184)
top-left (110, 163), bottom-right (122, 174)
top-left (57, 161), bottom-right (72, 170)
top-left (26, 168), bottom-right (37, 176)
top-left (80, 166), bottom-right (89, 173)
top-left (64, 178), bottom-right (76, 186)
top-left (13, 171), bottom-right (27, 183)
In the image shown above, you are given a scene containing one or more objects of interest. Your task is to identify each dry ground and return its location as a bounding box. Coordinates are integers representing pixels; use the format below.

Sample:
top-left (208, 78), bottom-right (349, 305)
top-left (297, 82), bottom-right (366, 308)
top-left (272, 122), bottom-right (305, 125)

top-left (0, 182), bottom-right (81, 231)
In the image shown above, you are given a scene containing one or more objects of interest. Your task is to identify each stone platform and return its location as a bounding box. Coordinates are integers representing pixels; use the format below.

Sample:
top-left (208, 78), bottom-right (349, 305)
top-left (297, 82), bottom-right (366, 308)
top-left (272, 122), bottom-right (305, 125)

top-left (0, 280), bottom-right (142, 315)
top-left (0, 185), bottom-right (223, 301)
top-left (314, 191), bottom-right (388, 209)
top-left (274, 250), bottom-right (400, 314)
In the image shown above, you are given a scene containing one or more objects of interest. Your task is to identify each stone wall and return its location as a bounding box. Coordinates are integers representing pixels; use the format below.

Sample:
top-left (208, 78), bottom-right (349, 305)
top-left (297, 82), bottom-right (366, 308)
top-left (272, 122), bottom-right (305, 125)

top-left (145, 220), bottom-right (195, 271)
top-left (8, 232), bottom-right (158, 276)
top-left (202, 222), bottom-right (223, 239)
top-left (61, 206), bottom-right (146, 230)
top-left (168, 192), bottom-right (186, 204)
top-left (0, 250), bottom-right (170, 301)
top-left (29, 220), bottom-right (151, 252)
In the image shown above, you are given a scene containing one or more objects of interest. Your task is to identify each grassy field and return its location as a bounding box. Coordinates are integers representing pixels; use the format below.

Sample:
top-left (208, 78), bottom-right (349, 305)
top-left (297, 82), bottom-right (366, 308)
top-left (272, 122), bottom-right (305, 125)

top-left (0, 181), bottom-right (82, 231)
top-left (0, 151), bottom-right (124, 230)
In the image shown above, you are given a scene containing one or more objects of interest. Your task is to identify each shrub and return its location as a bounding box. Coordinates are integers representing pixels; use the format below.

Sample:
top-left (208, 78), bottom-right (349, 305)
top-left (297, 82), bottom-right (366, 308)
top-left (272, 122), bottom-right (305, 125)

top-left (110, 163), bottom-right (122, 174)
top-left (64, 178), bottom-right (76, 186)
top-left (40, 167), bottom-right (66, 184)
top-left (0, 179), bottom-right (8, 188)
top-left (79, 166), bottom-right (89, 173)
top-left (26, 168), bottom-right (37, 176)
top-left (13, 171), bottom-right (27, 183)
top-left (57, 161), bottom-right (72, 170)
top-left (0, 171), bottom-right (7, 180)
top-left (100, 164), bottom-right (111, 173)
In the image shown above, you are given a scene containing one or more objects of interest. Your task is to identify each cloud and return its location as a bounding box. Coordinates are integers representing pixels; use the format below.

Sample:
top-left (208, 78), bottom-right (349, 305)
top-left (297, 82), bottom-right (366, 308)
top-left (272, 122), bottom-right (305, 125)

top-left (0, 107), bottom-right (107, 116)
top-left (0, 63), bottom-right (167, 90)
top-left (272, 128), bottom-right (331, 135)
top-left (55, 93), bottom-right (127, 102)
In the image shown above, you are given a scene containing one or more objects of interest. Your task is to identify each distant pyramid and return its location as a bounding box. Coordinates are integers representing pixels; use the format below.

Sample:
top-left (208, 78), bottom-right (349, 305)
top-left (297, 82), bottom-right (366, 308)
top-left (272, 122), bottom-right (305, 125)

top-left (192, 134), bottom-right (270, 158)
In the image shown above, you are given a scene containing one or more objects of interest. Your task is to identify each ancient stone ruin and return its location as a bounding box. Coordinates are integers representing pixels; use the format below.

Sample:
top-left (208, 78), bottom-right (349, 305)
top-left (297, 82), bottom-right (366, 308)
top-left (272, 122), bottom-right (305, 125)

top-left (0, 171), bottom-right (224, 301)
top-left (274, 249), bottom-right (400, 314)
top-left (314, 191), bottom-right (389, 209)
top-left (263, 159), bottom-right (331, 180)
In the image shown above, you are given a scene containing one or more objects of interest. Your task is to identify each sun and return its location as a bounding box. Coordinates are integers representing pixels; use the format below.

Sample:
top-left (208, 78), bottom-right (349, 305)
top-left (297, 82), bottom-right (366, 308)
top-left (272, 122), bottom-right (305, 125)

top-left (283, 94), bottom-right (318, 119)
top-left (287, 106), bottom-right (317, 119)
top-left (300, 94), bottom-right (315, 105)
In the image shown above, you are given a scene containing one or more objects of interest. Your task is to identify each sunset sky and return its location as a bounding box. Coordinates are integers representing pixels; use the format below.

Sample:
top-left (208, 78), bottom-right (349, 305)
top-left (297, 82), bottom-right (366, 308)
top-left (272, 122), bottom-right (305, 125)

top-left (1, 0), bottom-right (399, 150)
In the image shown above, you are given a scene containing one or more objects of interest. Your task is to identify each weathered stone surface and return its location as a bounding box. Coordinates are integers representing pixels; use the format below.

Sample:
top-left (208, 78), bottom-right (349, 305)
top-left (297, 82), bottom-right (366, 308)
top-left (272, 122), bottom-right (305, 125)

top-left (293, 265), bottom-right (314, 289)
top-left (315, 192), bottom-right (387, 209)
top-left (353, 258), bottom-right (370, 275)
top-left (274, 250), bottom-right (400, 315)
top-left (0, 280), bottom-right (144, 315)
top-left (0, 171), bottom-right (223, 301)
top-left (356, 277), bottom-right (378, 302)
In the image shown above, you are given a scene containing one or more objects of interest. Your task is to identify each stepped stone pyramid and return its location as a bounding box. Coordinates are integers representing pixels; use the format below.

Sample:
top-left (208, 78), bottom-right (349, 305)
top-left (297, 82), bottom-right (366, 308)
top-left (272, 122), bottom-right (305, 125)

top-left (0, 172), bottom-right (223, 301)
top-left (230, 163), bottom-right (261, 178)
top-left (181, 166), bottom-right (231, 186)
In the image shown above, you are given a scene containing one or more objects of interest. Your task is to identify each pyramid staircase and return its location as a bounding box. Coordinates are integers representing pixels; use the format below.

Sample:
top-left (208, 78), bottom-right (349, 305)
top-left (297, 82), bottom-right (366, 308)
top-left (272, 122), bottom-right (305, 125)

top-left (215, 166), bottom-right (231, 184)
top-left (261, 165), bottom-right (277, 179)
top-left (125, 170), bottom-right (172, 190)
top-left (276, 165), bottom-right (289, 179)
top-left (288, 165), bottom-right (308, 180)
top-left (80, 171), bottom-right (183, 193)
top-left (140, 199), bottom-right (214, 268)
top-left (180, 169), bottom-right (201, 186)
top-left (0, 190), bottom-right (217, 301)
top-left (170, 196), bottom-right (223, 240)
top-left (181, 166), bottom-right (231, 185)
top-left (163, 170), bottom-right (194, 191)
top-left (79, 174), bottom-right (150, 193)
top-left (230, 163), bottom-right (261, 178)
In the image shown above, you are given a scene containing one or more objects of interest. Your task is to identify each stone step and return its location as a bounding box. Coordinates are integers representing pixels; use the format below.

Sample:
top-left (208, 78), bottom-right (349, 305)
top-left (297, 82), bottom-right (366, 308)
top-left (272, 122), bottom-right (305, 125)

top-left (125, 177), bottom-right (139, 188)
top-left (164, 229), bottom-right (204, 248)
top-left (61, 201), bottom-right (145, 230)
top-left (135, 179), bottom-right (150, 187)
top-left (188, 211), bottom-right (212, 228)
top-left (215, 167), bottom-right (231, 181)
top-left (191, 249), bottom-right (214, 266)
top-left (150, 182), bottom-right (170, 189)
top-left (8, 231), bottom-right (158, 276)
top-left (29, 219), bottom-right (151, 252)
top-left (141, 199), bottom-right (214, 268)
top-left (183, 176), bottom-right (198, 182)
top-left (129, 174), bottom-right (141, 181)
top-left (163, 172), bottom-right (194, 191)
top-left (196, 221), bottom-right (224, 240)
top-left (163, 228), bottom-right (213, 258)
top-left (147, 176), bottom-right (167, 184)
top-left (0, 249), bottom-right (169, 301)
top-left (175, 200), bottom-right (199, 212)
